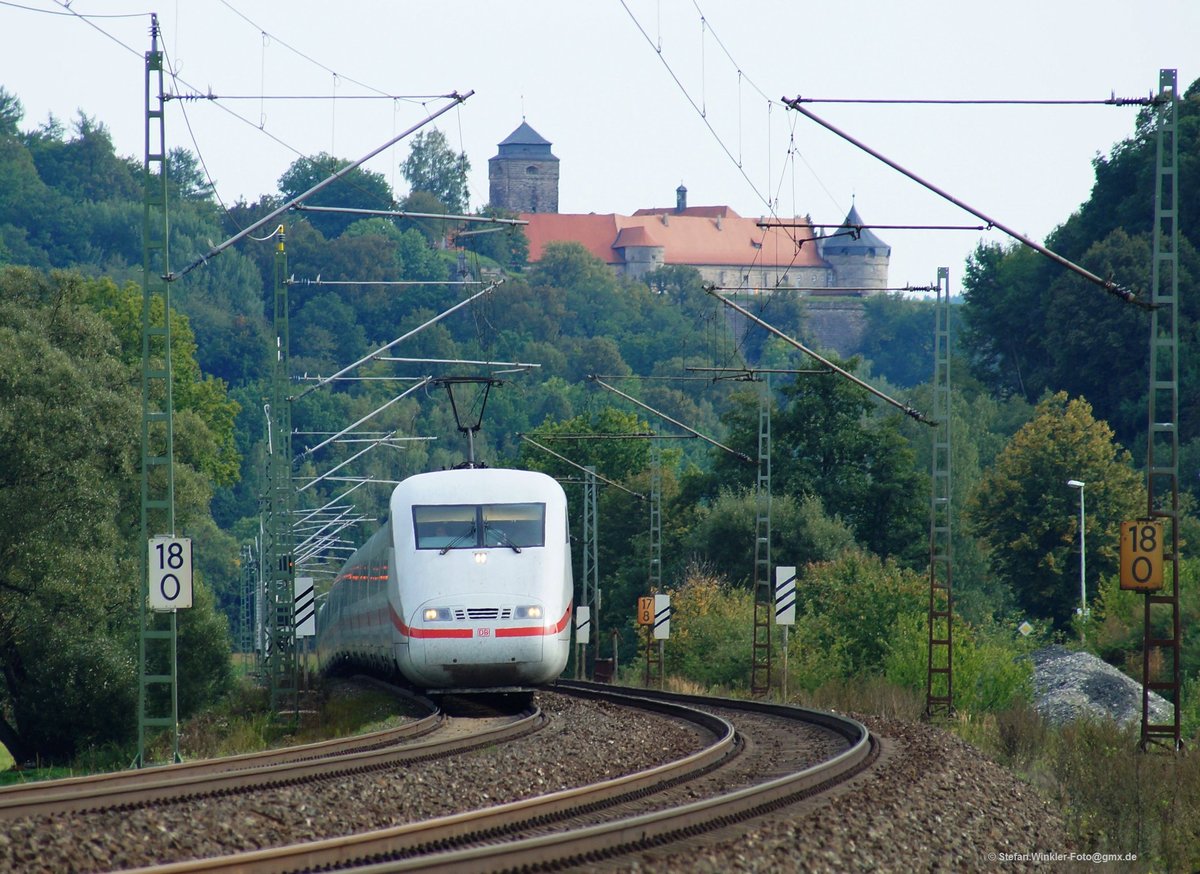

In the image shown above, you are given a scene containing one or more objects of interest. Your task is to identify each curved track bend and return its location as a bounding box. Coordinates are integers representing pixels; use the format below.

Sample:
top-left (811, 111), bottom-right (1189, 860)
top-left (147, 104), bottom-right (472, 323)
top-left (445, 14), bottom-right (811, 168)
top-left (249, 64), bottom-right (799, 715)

top-left (118, 682), bottom-right (873, 873)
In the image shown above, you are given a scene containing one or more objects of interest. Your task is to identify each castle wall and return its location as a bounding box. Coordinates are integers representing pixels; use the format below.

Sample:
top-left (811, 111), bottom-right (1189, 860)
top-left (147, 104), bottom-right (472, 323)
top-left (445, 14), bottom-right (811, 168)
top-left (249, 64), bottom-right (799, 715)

top-left (488, 157), bottom-right (559, 214)
top-left (801, 298), bottom-right (867, 356)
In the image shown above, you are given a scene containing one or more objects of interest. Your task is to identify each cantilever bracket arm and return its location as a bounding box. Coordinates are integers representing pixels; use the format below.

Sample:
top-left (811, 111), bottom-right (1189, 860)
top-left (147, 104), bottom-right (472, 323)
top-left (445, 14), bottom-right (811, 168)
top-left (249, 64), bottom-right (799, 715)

top-left (705, 287), bottom-right (937, 426)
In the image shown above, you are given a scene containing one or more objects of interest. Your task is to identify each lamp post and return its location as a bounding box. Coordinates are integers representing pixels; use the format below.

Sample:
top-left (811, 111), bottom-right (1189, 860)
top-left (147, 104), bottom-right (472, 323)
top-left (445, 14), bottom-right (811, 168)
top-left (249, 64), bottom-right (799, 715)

top-left (1067, 480), bottom-right (1087, 623)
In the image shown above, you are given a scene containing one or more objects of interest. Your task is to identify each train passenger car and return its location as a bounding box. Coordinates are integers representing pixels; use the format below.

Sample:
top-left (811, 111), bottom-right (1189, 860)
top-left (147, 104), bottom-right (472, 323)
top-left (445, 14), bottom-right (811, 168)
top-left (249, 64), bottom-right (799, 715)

top-left (316, 467), bottom-right (572, 691)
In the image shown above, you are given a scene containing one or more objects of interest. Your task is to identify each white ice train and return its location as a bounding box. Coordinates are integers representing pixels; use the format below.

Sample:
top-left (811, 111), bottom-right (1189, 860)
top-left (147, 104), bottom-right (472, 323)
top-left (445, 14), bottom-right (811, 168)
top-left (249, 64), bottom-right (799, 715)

top-left (316, 467), bottom-right (573, 691)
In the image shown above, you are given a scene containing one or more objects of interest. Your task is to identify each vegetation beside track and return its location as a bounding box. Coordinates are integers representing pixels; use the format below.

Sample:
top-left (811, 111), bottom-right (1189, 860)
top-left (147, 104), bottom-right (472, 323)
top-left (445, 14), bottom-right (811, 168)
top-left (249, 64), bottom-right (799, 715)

top-left (0, 676), bottom-right (420, 787)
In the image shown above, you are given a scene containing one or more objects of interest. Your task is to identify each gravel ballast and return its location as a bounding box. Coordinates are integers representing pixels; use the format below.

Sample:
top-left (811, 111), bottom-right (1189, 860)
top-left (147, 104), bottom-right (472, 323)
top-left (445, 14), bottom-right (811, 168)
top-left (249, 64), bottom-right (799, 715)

top-left (2, 695), bottom-right (1080, 873)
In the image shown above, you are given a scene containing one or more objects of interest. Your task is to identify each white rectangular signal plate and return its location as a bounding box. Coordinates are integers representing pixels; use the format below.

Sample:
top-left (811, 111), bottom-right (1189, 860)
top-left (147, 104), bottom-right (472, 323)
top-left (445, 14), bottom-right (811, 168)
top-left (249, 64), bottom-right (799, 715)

top-left (575, 605), bottom-right (591, 645)
top-left (653, 593), bottom-right (670, 640)
top-left (148, 536), bottom-right (193, 611)
top-left (775, 566), bottom-right (797, 625)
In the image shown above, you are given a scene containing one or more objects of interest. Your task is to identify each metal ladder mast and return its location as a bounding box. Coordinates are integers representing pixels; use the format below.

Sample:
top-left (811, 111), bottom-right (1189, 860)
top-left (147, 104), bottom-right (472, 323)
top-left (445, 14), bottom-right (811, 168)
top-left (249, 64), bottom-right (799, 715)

top-left (649, 441), bottom-right (662, 594)
top-left (265, 232), bottom-right (299, 719)
top-left (136, 14), bottom-right (180, 766)
top-left (1143, 68), bottom-right (1182, 751)
top-left (925, 268), bottom-right (954, 718)
top-left (750, 381), bottom-right (772, 696)
top-left (645, 443), bottom-right (664, 689)
top-left (582, 466), bottom-right (599, 676)
top-left (239, 544), bottom-right (255, 655)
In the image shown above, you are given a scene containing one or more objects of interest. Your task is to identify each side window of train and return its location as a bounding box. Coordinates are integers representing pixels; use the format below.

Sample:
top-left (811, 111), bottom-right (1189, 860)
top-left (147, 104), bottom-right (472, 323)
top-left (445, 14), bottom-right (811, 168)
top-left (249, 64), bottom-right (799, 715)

top-left (413, 504), bottom-right (476, 549)
top-left (483, 503), bottom-right (545, 548)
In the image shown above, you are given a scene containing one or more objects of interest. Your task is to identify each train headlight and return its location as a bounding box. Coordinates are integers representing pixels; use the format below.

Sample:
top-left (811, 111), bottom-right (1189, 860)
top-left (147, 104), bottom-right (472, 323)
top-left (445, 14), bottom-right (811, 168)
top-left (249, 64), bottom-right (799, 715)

top-left (423, 607), bottom-right (452, 622)
top-left (474, 552), bottom-right (487, 565)
top-left (515, 605), bottom-right (543, 620)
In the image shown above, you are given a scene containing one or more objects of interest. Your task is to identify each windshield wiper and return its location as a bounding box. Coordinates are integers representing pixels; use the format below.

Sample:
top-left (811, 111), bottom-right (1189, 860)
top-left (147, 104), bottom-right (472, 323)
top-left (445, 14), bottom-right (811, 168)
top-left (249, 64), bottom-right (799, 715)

top-left (439, 524), bottom-right (477, 555)
top-left (483, 523), bottom-right (522, 553)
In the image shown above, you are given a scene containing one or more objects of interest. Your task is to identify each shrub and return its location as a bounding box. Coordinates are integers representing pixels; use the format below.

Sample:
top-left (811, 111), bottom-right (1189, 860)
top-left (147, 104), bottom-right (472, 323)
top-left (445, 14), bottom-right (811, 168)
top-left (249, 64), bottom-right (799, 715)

top-left (883, 612), bottom-right (1033, 714)
top-left (661, 563), bottom-right (753, 690)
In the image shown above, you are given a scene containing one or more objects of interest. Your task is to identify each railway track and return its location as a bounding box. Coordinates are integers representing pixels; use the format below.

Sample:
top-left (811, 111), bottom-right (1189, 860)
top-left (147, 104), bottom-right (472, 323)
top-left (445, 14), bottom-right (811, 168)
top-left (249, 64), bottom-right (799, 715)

top-left (91, 682), bottom-right (874, 873)
top-left (0, 685), bottom-right (543, 822)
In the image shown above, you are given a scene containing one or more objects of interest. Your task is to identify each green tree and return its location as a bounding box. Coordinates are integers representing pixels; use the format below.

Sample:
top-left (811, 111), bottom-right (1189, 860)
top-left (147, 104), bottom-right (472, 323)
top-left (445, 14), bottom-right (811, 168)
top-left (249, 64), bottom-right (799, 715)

top-left (400, 129), bottom-right (470, 214)
top-left (0, 268), bottom-right (140, 761)
top-left (681, 489), bottom-right (856, 586)
top-left (278, 152), bottom-right (394, 238)
top-left (707, 370), bottom-right (928, 564)
top-left (966, 392), bottom-right (1143, 628)
top-left (0, 86), bottom-right (22, 137)
top-left (0, 268), bottom-right (235, 761)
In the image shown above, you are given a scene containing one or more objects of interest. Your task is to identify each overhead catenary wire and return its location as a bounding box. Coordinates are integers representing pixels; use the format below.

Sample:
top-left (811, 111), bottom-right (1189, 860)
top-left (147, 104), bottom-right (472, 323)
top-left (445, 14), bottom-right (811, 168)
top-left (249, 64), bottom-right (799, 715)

top-left (517, 435), bottom-right (645, 499)
top-left (291, 279), bottom-right (500, 402)
top-left (166, 92), bottom-right (453, 101)
top-left (787, 95), bottom-right (1162, 106)
top-left (170, 91), bottom-right (473, 281)
top-left (781, 97), bottom-right (1150, 310)
top-left (289, 279), bottom-right (481, 287)
top-left (301, 378), bottom-right (434, 458)
top-left (708, 284), bottom-right (937, 293)
top-left (292, 205), bottom-right (527, 226)
top-left (706, 287), bottom-right (937, 426)
top-left (588, 376), bottom-right (752, 463)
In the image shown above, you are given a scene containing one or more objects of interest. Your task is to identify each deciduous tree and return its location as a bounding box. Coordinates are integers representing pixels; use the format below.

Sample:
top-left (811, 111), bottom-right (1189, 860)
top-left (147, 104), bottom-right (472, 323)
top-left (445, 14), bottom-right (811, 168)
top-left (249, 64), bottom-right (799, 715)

top-left (966, 391), bottom-right (1143, 628)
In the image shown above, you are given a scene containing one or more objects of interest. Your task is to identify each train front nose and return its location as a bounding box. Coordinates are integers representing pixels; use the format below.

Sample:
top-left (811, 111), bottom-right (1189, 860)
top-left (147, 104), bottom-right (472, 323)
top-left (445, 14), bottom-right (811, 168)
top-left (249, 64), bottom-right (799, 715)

top-left (406, 597), bottom-right (547, 687)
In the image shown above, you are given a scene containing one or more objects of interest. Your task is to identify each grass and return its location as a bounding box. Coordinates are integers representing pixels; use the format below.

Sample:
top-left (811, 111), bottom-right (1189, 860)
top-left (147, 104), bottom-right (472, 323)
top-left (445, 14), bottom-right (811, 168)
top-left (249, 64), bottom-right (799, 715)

top-left (643, 670), bottom-right (1200, 869)
top-left (0, 674), bottom-right (423, 786)
top-left (788, 677), bottom-right (1200, 870)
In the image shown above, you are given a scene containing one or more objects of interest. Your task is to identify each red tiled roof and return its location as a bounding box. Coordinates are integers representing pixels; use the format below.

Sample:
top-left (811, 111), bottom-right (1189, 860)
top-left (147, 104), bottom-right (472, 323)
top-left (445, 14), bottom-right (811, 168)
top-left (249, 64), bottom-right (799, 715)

top-left (521, 209), bottom-right (825, 269)
top-left (632, 205), bottom-right (734, 219)
top-left (613, 225), bottom-right (662, 248)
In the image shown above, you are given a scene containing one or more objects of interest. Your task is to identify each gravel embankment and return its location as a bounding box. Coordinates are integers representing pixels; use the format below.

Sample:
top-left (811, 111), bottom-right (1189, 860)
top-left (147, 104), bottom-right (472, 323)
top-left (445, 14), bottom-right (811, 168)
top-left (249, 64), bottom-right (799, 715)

top-left (613, 714), bottom-right (1072, 873)
top-left (0, 693), bottom-right (707, 873)
top-left (1, 697), bottom-right (1076, 874)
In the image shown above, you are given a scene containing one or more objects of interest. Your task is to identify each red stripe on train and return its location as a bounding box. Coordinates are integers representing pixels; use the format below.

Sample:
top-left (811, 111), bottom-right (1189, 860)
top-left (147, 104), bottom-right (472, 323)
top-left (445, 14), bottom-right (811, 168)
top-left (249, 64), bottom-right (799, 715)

top-left (389, 602), bottom-right (472, 639)
top-left (389, 602), bottom-right (572, 639)
top-left (496, 604), bottom-right (572, 637)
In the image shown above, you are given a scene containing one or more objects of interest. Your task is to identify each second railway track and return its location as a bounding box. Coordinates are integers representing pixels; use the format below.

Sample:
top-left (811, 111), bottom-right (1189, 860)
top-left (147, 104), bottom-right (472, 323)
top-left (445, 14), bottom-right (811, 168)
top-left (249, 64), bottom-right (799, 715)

top-left (0, 681), bottom-right (873, 874)
top-left (3, 681), bottom-right (875, 873)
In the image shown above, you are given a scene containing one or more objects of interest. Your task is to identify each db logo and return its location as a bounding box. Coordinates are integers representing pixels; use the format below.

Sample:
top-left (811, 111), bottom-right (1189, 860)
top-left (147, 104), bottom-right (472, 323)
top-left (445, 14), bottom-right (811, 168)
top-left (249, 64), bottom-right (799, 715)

top-left (476, 627), bottom-right (492, 637)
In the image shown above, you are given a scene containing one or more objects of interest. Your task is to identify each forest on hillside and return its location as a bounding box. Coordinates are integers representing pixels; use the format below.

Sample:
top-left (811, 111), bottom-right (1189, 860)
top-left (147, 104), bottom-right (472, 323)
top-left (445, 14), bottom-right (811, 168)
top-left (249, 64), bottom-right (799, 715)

top-left (1, 78), bottom-right (1199, 762)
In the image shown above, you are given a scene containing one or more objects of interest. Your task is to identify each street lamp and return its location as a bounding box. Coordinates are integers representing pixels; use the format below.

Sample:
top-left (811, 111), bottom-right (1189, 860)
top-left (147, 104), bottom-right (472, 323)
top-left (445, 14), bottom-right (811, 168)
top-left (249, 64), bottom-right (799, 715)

top-left (1067, 480), bottom-right (1087, 620)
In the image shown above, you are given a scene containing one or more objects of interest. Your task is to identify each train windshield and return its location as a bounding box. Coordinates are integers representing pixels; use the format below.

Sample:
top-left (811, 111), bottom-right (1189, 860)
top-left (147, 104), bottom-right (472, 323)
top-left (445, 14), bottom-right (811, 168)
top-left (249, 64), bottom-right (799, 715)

top-left (413, 503), bottom-right (545, 550)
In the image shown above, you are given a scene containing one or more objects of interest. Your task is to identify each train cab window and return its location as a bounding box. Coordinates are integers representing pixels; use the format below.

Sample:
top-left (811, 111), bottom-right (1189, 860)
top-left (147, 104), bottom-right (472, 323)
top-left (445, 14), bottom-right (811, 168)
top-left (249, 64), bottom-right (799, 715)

top-left (413, 503), bottom-right (546, 550)
top-left (483, 503), bottom-right (545, 548)
top-left (413, 505), bottom-right (476, 550)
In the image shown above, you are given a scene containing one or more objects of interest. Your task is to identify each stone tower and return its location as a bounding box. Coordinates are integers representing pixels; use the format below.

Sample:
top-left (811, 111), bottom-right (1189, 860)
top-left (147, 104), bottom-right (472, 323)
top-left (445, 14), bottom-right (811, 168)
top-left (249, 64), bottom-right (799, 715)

top-left (819, 203), bottom-right (890, 290)
top-left (488, 121), bottom-right (559, 214)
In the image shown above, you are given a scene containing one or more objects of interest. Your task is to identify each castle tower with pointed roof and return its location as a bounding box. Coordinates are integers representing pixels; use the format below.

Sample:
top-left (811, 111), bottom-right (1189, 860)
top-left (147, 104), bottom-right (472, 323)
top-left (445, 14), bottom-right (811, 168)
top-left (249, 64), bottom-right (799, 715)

top-left (488, 121), bottom-right (560, 214)
top-left (818, 203), bottom-right (890, 289)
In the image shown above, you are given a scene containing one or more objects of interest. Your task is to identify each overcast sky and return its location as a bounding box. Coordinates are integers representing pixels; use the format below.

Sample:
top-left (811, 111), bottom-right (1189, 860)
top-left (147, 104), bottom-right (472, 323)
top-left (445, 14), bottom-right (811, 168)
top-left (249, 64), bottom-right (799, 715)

top-left (2, 1), bottom-right (1196, 291)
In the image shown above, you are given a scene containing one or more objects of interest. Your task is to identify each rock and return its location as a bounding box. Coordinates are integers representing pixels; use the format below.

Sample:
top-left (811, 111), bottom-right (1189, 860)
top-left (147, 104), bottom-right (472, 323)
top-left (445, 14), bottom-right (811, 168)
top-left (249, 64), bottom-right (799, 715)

top-left (1031, 645), bottom-right (1174, 727)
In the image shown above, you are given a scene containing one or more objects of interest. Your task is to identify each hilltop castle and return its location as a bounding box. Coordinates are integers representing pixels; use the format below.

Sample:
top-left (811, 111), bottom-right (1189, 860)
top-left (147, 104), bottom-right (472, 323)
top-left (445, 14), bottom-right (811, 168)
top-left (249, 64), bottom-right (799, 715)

top-left (487, 121), bottom-right (892, 352)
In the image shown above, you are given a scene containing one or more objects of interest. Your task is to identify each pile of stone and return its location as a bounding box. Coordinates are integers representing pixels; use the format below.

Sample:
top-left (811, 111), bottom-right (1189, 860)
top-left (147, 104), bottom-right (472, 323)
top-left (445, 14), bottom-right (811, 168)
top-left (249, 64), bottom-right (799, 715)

top-left (1031, 645), bottom-right (1174, 727)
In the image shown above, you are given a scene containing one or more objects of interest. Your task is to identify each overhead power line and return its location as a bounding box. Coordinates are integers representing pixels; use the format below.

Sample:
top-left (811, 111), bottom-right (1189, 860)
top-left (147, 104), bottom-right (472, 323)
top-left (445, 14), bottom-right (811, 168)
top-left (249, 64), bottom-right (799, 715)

top-left (787, 94), bottom-right (1162, 106)
top-left (782, 96), bottom-right (1151, 310)
top-left (170, 91), bottom-right (472, 280)
top-left (706, 287), bottom-right (936, 426)
top-left (292, 205), bottom-right (527, 226)
top-left (166, 92), bottom-right (453, 101)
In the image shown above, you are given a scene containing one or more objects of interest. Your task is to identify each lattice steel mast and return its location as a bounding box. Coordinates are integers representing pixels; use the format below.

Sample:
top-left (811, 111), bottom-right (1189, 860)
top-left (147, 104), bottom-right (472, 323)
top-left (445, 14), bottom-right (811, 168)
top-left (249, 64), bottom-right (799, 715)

top-left (136, 14), bottom-right (179, 766)
top-left (925, 268), bottom-right (954, 718)
top-left (750, 381), bottom-right (772, 696)
top-left (264, 229), bottom-right (298, 720)
top-left (1143, 69), bottom-right (1182, 751)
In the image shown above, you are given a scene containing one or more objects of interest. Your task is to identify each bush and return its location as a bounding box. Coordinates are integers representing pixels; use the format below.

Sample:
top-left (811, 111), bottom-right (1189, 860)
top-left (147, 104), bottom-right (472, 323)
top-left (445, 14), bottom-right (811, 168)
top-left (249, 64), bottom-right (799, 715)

top-left (788, 550), bottom-right (925, 690)
top-left (661, 563), bottom-right (753, 690)
top-left (1047, 718), bottom-right (1200, 868)
top-left (883, 613), bottom-right (1033, 714)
